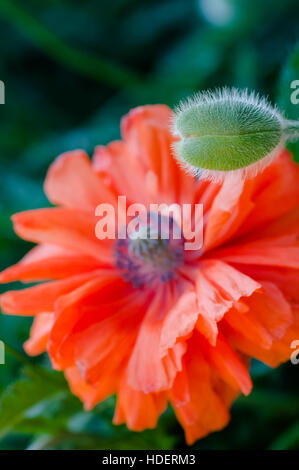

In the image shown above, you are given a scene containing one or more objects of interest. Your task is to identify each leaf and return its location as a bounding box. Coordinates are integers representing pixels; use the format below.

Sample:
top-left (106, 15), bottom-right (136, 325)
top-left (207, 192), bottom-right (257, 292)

top-left (0, 366), bottom-right (67, 439)
top-left (269, 423), bottom-right (299, 450)
top-left (15, 417), bottom-right (66, 436)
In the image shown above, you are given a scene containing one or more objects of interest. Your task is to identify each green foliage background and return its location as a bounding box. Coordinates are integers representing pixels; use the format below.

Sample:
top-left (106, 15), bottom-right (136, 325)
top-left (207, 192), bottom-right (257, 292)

top-left (0, 0), bottom-right (298, 450)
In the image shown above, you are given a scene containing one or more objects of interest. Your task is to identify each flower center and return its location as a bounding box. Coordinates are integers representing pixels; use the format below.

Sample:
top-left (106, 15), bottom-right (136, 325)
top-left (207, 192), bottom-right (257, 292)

top-left (114, 213), bottom-right (184, 288)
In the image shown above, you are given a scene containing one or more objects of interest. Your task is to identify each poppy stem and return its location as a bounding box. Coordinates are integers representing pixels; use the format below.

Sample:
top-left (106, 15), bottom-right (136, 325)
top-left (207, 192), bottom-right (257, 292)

top-left (5, 343), bottom-right (34, 368)
top-left (0, 0), bottom-right (144, 91)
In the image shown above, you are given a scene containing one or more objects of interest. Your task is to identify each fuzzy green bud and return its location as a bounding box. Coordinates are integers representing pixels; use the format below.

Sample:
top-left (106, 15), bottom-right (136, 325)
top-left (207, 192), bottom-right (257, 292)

top-left (172, 88), bottom-right (289, 180)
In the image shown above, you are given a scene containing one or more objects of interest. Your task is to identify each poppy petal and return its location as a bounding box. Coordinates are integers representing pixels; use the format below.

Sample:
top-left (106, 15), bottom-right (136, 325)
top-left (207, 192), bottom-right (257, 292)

top-left (24, 313), bottom-right (53, 356)
top-left (44, 150), bottom-right (116, 209)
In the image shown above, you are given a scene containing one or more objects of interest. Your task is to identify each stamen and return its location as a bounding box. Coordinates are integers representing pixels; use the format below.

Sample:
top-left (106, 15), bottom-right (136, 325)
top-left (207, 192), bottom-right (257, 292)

top-left (114, 214), bottom-right (184, 288)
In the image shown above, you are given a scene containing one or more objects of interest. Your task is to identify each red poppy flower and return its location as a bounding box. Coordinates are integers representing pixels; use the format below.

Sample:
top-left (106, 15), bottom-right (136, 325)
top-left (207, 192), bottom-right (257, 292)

top-left (1, 105), bottom-right (299, 444)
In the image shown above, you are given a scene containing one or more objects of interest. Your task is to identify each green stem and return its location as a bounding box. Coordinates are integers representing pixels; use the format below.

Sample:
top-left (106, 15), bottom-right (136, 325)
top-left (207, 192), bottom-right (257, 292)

top-left (0, 0), bottom-right (143, 90)
top-left (4, 343), bottom-right (34, 368)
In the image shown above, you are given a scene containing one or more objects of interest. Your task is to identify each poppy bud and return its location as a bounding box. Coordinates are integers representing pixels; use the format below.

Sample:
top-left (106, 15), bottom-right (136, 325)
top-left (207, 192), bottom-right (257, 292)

top-left (172, 88), bottom-right (297, 181)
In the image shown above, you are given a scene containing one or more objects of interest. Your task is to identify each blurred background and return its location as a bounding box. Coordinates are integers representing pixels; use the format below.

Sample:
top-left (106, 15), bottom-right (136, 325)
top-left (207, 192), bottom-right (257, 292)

top-left (0, 0), bottom-right (299, 450)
